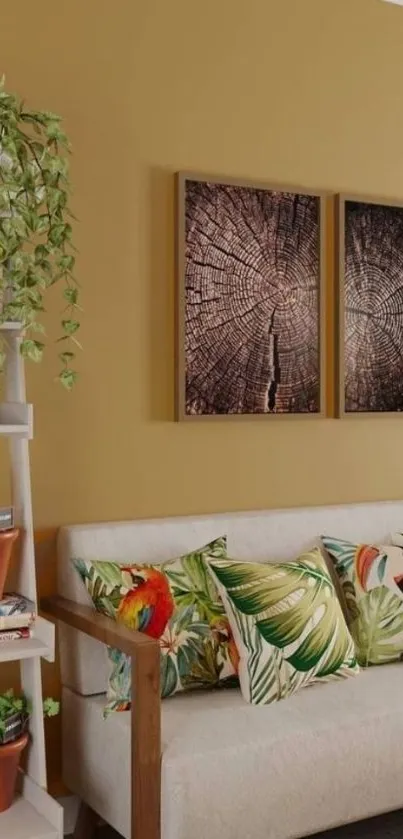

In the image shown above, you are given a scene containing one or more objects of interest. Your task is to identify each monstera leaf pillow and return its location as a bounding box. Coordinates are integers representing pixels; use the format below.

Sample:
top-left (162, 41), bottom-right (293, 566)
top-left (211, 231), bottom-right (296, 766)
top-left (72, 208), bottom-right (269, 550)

top-left (322, 536), bottom-right (403, 667)
top-left (73, 536), bottom-right (239, 714)
top-left (207, 547), bottom-right (359, 706)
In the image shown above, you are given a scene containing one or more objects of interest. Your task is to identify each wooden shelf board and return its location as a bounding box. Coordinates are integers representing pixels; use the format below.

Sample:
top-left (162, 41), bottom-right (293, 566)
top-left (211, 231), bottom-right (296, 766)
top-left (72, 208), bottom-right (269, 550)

top-left (0, 796), bottom-right (58, 839)
top-left (0, 636), bottom-right (51, 663)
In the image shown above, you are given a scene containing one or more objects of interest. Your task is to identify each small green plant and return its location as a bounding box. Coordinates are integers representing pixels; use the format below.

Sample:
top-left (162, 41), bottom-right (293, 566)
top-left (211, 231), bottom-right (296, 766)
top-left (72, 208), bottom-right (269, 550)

top-left (0, 689), bottom-right (59, 741)
top-left (0, 76), bottom-right (80, 388)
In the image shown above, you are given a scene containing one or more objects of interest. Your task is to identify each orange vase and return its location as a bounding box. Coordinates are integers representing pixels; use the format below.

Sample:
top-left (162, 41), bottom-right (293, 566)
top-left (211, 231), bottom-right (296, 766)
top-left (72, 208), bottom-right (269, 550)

top-left (0, 732), bottom-right (28, 812)
top-left (0, 528), bottom-right (19, 601)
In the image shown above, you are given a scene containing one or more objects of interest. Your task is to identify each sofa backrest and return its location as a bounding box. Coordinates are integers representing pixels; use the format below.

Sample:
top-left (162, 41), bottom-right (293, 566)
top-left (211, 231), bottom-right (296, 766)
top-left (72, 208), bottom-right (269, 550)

top-left (57, 500), bottom-right (403, 696)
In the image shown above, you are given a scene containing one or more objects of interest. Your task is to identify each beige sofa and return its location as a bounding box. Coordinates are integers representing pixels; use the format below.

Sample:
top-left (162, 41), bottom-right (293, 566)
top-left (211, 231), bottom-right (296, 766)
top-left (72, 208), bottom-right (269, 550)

top-left (47, 501), bottom-right (403, 839)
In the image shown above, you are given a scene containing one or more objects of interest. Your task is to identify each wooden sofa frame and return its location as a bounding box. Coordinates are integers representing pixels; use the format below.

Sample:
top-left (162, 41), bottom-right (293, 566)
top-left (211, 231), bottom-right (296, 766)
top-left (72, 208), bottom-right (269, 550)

top-left (42, 596), bottom-right (161, 839)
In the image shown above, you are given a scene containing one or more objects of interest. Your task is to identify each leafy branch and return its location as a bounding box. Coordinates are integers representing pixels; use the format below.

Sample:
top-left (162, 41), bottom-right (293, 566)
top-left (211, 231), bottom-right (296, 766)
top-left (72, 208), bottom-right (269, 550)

top-left (0, 76), bottom-right (81, 388)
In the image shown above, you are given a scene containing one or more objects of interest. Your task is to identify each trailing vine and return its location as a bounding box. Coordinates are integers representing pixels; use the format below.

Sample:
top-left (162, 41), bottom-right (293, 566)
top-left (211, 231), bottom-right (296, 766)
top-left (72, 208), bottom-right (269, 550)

top-left (0, 77), bottom-right (80, 388)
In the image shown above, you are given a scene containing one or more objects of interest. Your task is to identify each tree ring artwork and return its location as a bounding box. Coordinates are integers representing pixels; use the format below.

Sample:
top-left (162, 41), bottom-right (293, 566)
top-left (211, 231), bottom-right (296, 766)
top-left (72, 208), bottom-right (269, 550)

top-left (179, 177), bottom-right (323, 417)
top-left (343, 200), bottom-right (403, 413)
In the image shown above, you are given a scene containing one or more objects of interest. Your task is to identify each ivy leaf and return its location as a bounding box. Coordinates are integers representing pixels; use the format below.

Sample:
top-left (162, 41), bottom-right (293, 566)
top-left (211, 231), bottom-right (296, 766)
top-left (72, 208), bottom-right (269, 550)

top-left (58, 368), bottom-right (78, 390)
top-left (59, 350), bottom-right (75, 364)
top-left (46, 122), bottom-right (64, 141)
top-left (30, 321), bottom-right (46, 335)
top-left (58, 253), bottom-right (75, 271)
top-left (37, 215), bottom-right (50, 234)
top-left (34, 244), bottom-right (49, 262)
top-left (48, 223), bottom-right (65, 245)
top-left (63, 287), bottom-right (78, 305)
top-left (62, 318), bottom-right (80, 335)
top-left (20, 339), bottom-right (44, 363)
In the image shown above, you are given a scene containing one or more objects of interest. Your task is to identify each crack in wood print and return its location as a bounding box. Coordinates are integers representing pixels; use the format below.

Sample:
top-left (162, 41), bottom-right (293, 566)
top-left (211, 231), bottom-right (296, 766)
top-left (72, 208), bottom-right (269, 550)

top-left (344, 201), bottom-right (403, 413)
top-left (183, 180), bottom-right (321, 415)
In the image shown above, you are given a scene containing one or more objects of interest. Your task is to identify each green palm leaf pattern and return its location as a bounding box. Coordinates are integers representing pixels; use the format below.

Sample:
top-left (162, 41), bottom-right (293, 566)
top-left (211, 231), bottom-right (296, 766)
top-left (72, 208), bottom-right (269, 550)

top-left (164, 538), bottom-right (226, 623)
top-left (353, 586), bottom-right (403, 666)
top-left (210, 549), bottom-right (350, 675)
top-left (323, 536), bottom-right (403, 665)
top-left (233, 607), bottom-right (287, 704)
top-left (208, 548), bottom-right (358, 706)
top-left (321, 537), bottom-right (356, 575)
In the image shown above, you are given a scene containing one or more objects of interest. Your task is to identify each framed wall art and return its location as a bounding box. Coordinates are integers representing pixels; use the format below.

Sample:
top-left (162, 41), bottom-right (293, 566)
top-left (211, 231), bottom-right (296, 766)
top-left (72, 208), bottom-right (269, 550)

top-left (337, 194), bottom-right (403, 416)
top-left (175, 173), bottom-right (327, 420)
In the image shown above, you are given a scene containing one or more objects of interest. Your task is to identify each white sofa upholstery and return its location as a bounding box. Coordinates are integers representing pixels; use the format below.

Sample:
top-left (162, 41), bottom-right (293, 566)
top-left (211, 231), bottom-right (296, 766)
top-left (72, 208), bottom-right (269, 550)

top-left (58, 501), bottom-right (403, 839)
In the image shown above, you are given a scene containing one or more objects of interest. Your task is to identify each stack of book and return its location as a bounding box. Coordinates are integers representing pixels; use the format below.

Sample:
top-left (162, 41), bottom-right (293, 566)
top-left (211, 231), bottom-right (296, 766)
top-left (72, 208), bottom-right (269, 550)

top-left (0, 593), bottom-right (36, 643)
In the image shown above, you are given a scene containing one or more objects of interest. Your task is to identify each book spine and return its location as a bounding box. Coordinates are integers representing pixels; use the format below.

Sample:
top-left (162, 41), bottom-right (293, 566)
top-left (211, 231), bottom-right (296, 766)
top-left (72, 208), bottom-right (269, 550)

top-left (0, 627), bottom-right (31, 641)
top-left (0, 613), bottom-right (35, 630)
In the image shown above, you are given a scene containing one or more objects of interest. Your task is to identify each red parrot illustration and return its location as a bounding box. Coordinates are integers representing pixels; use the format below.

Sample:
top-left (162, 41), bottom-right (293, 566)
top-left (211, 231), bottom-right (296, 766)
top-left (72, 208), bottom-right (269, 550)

top-left (355, 545), bottom-right (380, 592)
top-left (211, 617), bottom-right (240, 674)
top-left (117, 567), bottom-right (174, 639)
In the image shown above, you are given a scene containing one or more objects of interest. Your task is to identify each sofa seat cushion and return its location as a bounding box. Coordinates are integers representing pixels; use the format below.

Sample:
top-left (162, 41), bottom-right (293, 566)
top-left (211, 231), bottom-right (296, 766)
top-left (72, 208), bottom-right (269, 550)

top-left (63, 663), bottom-right (403, 839)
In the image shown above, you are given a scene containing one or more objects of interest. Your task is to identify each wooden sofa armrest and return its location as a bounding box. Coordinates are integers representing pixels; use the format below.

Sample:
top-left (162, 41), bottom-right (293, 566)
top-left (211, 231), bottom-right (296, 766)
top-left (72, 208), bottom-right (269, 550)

top-left (41, 595), bottom-right (161, 839)
top-left (41, 595), bottom-right (158, 656)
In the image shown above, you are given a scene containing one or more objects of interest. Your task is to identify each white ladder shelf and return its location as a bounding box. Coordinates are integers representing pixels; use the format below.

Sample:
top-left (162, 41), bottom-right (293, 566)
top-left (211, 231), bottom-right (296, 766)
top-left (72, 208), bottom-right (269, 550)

top-left (0, 323), bottom-right (63, 839)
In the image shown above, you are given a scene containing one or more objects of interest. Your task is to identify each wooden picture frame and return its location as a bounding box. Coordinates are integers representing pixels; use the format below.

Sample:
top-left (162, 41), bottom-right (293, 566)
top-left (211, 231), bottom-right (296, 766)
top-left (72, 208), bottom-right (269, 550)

top-left (175, 172), bottom-right (328, 421)
top-left (337, 193), bottom-right (403, 417)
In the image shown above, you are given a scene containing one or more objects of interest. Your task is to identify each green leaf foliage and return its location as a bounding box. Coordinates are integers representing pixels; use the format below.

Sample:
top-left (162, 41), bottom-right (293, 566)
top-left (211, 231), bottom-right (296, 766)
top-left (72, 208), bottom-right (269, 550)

top-left (234, 608), bottom-right (284, 704)
top-left (353, 586), bottom-right (403, 666)
top-left (20, 338), bottom-right (44, 363)
top-left (161, 653), bottom-right (178, 698)
top-left (58, 369), bottom-right (78, 390)
top-left (322, 537), bottom-right (356, 575)
top-left (0, 690), bottom-right (59, 739)
top-left (0, 76), bottom-right (80, 385)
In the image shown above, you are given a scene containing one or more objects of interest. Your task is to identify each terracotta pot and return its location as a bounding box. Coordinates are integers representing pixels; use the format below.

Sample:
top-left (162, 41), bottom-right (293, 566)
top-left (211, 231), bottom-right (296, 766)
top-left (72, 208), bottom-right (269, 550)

top-left (0, 732), bottom-right (28, 812)
top-left (0, 528), bottom-right (19, 601)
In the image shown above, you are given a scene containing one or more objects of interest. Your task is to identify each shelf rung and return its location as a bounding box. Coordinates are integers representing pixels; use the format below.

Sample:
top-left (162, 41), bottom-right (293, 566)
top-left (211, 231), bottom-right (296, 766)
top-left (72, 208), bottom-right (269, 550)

top-left (0, 402), bottom-right (33, 438)
top-left (0, 321), bottom-right (22, 334)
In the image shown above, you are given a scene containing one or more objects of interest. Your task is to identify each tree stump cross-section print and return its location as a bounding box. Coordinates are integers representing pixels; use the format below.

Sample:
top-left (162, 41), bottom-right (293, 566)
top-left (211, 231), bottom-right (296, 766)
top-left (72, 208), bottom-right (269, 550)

top-left (343, 200), bottom-right (403, 414)
top-left (182, 178), bottom-right (323, 417)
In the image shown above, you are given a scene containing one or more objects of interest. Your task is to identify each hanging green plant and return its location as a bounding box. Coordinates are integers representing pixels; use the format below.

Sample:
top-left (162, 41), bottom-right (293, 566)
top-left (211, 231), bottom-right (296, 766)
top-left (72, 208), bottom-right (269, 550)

top-left (0, 76), bottom-right (80, 388)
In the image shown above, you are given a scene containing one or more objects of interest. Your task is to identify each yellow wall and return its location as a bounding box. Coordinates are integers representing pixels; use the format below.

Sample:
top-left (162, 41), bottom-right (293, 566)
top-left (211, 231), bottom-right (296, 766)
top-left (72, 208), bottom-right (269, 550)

top-left (1, 0), bottom-right (403, 527)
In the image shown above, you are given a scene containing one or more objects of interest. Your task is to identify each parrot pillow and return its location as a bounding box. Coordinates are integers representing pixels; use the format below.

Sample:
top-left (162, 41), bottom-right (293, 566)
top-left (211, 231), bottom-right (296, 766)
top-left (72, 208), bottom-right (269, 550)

top-left (73, 536), bottom-right (239, 714)
top-left (322, 536), bottom-right (403, 667)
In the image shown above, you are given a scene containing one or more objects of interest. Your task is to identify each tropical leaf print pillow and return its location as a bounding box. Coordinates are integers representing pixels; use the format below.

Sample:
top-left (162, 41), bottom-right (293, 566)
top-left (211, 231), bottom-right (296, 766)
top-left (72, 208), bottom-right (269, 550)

top-left (322, 536), bottom-right (403, 667)
top-left (207, 547), bottom-right (359, 706)
top-left (73, 536), bottom-right (239, 714)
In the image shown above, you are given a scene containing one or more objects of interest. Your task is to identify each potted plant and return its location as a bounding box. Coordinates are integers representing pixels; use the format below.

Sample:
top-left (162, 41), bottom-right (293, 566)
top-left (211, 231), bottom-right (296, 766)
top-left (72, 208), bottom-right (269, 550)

top-left (0, 76), bottom-right (80, 388)
top-left (0, 689), bottom-right (59, 812)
